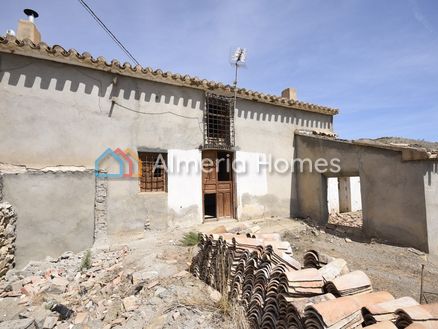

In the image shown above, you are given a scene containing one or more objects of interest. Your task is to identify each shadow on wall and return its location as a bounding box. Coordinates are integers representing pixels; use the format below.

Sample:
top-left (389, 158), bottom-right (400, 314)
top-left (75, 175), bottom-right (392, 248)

top-left (425, 161), bottom-right (438, 186)
top-left (236, 101), bottom-right (332, 130)
top-left (0, 54), bottom-right (204, 110)
top-left (0, 54), bottom-right (334, 128)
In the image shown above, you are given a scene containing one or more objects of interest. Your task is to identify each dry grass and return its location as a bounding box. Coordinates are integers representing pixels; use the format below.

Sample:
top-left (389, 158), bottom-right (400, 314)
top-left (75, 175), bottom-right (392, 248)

top-left (79, 250), bottom-right (92, 271)
top-left (180, 231), bottom-right (200, 246)
top-left (229, 303), bottom-right (250, 329)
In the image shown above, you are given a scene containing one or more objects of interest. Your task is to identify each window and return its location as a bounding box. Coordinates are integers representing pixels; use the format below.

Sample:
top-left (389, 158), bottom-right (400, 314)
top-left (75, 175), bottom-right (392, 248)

top-left (217, 151), bottom-right (232, 181)
top-left (138, 152), bottom-right (167, 192)
top-left (204, 93), bottom-right (234, 149)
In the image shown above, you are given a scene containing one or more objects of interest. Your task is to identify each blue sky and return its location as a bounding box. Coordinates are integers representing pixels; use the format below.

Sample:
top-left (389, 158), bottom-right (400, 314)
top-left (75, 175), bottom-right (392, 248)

top-left (1, 0), bottom-right (437, 140)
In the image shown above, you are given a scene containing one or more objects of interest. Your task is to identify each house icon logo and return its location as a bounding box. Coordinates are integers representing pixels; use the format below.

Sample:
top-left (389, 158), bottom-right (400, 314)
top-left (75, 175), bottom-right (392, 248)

top-left (95, 148), bottom-right (142, 178)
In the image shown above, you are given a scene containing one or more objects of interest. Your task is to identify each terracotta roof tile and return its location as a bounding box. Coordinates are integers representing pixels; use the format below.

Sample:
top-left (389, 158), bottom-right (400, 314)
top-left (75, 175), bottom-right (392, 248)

top-left (405, 323), bottom-right (436, 329)
top-left (396, 303), bottom-right (438, 322)
top-left (365, 321), bottom-right (398, 329)
top-left (324, 270), bottom-right (373, 296)
top-left (304, 291), bottom-right (394, 328)
top-left (362, 296), bottom-right (419, 325)
top-left (0, 35), bottom-right (339, 116)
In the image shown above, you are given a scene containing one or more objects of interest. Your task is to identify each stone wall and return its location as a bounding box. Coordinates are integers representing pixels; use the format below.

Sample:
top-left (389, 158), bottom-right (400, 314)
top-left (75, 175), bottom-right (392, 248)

top-left (0, 202), bottom-right (17, 276)
top-left (94, 176), bottom-right (108, 247)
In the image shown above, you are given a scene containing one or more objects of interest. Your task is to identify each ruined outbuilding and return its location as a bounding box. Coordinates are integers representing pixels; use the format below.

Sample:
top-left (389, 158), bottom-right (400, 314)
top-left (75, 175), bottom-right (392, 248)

top-left (295, 131), bottom-right (438, 254)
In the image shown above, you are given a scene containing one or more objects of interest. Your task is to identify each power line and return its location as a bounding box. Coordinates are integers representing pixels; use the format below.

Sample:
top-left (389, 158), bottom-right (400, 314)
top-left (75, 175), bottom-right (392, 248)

top-left (77, 0), bottom-right (140, 66)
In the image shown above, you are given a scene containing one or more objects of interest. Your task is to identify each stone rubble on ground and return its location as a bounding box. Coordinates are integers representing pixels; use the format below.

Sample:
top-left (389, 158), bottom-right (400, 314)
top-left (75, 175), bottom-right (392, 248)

top-left (327, 211), bottom-right (363, 229)
top-left (0, 244), bottom-right (234, 328)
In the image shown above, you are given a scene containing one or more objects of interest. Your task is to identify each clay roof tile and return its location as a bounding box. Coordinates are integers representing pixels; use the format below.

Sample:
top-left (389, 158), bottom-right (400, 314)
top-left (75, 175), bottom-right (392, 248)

top-left (0, 35), bottom-right (339, 115)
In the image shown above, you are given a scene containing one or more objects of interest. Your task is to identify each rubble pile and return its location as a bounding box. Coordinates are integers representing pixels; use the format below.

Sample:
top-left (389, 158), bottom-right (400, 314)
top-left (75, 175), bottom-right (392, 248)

top-left (190, 233), bottom-right (438, 329)
top-left (0, 247), bottom-right (131, 328)
top-left (0, 245), bottom-right (231, 328)
top-left (0, 202), bottom-right (17, 277)
top-left (327, 211), bottom-right (363, 229)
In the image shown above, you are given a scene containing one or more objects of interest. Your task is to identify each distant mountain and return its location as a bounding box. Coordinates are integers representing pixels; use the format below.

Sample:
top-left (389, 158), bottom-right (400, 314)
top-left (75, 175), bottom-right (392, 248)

top-left (357, 137), bottom-right (438, 152)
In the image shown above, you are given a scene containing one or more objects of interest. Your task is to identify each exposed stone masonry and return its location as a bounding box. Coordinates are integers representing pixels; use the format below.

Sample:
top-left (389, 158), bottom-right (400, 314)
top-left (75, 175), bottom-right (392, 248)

top-left (94, 176), bottom-right (108, 247)
top-left (0, 202), bottom-right (17, 277)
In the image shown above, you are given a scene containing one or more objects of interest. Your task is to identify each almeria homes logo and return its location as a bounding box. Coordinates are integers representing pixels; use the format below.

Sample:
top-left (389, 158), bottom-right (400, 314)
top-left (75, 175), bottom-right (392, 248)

top-left (95, 148), bottom-right (146, 178)
top-left (95, 148), bottom-right (342, 179)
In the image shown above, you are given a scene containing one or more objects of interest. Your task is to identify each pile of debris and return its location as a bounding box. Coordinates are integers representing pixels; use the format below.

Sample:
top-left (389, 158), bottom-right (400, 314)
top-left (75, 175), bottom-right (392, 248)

top-left (190, 233), bottom-right (438, 329)
top-left (0, 247), bottom-right (133, 328)
top-left (0, 243), bottom-right (232, 329)
top-left (327, 211), bottom-right (363, 229)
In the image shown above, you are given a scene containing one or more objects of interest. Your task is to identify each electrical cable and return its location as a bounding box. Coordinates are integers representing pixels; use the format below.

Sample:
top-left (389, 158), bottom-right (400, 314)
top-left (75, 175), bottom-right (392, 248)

top-left (113, 101), bottom-right (204, 134)
top-left (77, 0), bottom-right (140, 66)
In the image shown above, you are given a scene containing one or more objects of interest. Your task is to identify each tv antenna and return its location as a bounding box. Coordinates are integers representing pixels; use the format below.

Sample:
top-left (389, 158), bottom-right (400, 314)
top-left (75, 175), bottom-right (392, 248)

top-left (230, 47), bottom-right (247, 109)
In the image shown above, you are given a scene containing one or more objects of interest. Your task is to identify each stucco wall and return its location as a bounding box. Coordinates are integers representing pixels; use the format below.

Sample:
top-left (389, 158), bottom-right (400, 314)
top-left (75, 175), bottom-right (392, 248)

top-left (167, 149), bottom-right (203, 227)
top-left (295, 135), bottom-right (430, 253)
top-left (0, 52), bottom-right (334, 225)
top-left (1, 171), bottom-right (95, 268)
top-left (0, 53), bottom-right (204, 228)
top-left (235, 99), bottom-right (333, 218)
top-left (0, 54), bottom-right (204, 167)
top-left (327, 177), bottom-right (339, 213)
top-left (424, 162), bottom-right (438, 255)
top-left (350, 176), bottom-right (362, 211)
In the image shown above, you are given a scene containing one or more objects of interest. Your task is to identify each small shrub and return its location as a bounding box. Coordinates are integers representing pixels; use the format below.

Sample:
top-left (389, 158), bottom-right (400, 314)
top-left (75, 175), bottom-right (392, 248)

top-left (79, 250), bottom-right (92, 271)
top-left (180, 231), bottom-right (200, 246)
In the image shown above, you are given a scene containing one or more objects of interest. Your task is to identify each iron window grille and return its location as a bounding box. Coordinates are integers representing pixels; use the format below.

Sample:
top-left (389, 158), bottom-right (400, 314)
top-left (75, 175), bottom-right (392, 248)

top-left (204, 93), bottom-right (235, 150)
top-left (138, 152), bottom-right (167, 192)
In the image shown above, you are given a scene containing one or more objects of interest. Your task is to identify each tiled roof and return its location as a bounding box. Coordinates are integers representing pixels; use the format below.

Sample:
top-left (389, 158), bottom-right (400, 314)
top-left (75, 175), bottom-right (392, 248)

top-left (0, 35), bottom-right (338, 116)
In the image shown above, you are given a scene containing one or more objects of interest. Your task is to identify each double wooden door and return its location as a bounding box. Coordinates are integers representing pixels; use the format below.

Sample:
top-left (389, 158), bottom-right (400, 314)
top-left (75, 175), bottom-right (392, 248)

top-left (202, 150), bottom-right (234, 219)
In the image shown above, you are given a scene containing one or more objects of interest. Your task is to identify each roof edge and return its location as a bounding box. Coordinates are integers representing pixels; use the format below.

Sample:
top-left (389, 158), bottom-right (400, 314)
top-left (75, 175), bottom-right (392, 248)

top-left (0, 36), bottom-right (339, 116)
top-left (295, 130), bottom-right (438, 161)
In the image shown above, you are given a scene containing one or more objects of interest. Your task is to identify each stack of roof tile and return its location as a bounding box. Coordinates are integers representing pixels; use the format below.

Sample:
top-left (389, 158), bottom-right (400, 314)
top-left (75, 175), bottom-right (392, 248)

top-left (304, 250), bottom-right (335, 269)
top-left (361, 297), bottom-right (419, 326)
top-left (324, 270), bottom-right (373, 296)
top-left (190, 234), bottom-right (429, 329)
top-left (395, 304), bottom-right (438, 328)
top-left (281, 268), bottom-right (325, 297)
top-left (365, 321), bottom-right (398, 328)
top-left (304, 291), bottom-right (394, 329)
top-left (318, 258), bottom-right (349, 282)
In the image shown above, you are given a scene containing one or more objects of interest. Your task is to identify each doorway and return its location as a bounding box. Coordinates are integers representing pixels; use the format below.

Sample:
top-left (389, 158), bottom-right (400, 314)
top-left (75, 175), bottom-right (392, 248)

top-left (202, 150), bottom-right (234, 220)
top-left (327, 176), bottom-right (363, 229)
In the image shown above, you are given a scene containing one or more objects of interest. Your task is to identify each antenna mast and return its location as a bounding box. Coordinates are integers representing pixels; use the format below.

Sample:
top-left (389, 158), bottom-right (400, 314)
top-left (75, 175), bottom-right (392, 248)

top-left (230, 48), bottom-right (247, 110)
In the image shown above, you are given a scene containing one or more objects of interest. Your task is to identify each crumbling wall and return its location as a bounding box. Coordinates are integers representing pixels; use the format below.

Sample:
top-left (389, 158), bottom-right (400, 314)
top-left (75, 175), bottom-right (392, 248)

top-left (295, 134), bottom-right (430, 253)
top-left (94, 176), bottom-right (108, 247)
top-left (2, 169), bottom-right (95, 268)
top-left (424, 162), bottom-right (438, 255)
top-left (0, 202), bottom-right (17, 276)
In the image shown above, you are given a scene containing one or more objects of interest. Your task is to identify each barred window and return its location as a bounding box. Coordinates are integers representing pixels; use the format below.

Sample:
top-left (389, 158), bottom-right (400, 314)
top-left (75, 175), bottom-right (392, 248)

top-left (138, 152), bottom-right (167, 192)
top-left (204, 93), bottom-right (234, 149)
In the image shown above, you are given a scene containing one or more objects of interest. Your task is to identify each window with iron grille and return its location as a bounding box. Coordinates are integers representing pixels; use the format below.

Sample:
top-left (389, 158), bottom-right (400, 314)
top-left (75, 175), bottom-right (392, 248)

top-left (138, 152), bottom-right (167, 192)
top-left (204, 93), bottom-right (235, 149)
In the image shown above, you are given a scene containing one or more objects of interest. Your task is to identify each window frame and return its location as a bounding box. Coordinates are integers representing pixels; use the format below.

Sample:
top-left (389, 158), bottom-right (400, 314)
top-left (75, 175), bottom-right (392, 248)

top-left (204, 93), bottom-right (235, 150)
top-left (138, 151), bottom-right (168, 193)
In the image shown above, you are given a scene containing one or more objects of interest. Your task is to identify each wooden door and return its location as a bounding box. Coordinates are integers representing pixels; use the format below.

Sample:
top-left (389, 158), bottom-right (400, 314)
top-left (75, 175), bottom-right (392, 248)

top-left (202, 150), bottom-right (234, 219)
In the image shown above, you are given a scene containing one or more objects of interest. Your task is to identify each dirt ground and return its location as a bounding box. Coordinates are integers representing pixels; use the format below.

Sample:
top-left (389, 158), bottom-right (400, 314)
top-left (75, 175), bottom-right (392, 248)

top-left (1, 217), bottom-right (437, 328)
top-left (199, 217), bottom-right (438, 304)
